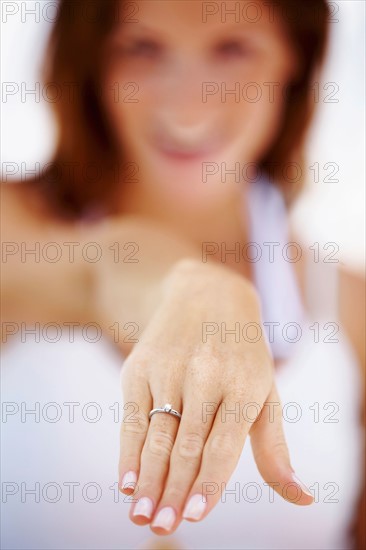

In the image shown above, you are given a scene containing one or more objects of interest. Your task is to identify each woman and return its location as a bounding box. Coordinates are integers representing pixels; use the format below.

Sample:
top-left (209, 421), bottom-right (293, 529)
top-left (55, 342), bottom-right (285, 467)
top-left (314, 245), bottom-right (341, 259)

top-left (1, 0), bottom-right (364, 548)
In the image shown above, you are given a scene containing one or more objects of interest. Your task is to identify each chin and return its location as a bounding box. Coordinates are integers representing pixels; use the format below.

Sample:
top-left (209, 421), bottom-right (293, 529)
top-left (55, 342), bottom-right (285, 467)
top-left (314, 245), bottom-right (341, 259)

top-left (154, 174), bottom-right (240, 212)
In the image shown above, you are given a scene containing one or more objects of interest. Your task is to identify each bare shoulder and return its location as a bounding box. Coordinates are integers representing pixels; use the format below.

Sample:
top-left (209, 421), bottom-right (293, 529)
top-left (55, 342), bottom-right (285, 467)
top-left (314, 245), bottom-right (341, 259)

top-left (1, 180), bottom-right (35, 212)
top-left (1, 181), bottom-right (75, 240)
top-left (2, 181), bottom-right (48, 233)
top-left (1, 181), bottom-right (25, 218)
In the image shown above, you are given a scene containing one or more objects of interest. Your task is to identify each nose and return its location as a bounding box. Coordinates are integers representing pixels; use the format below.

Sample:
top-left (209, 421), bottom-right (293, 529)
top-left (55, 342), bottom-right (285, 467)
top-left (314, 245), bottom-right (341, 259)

top-left (165, 56), bottom-right (202, 102)
top-left (153, 57), bottom-right (221, 147)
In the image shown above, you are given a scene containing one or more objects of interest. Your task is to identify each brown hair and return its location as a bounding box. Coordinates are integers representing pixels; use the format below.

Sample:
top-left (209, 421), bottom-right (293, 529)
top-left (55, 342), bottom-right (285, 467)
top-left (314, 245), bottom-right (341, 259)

top-left (34, 0), bottom-right (330, 219)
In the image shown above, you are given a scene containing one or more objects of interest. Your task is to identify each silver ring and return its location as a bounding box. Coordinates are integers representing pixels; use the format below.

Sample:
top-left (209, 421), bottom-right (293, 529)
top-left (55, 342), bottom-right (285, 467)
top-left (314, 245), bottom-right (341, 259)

top-left (149, 403), bottom-right (182, 421)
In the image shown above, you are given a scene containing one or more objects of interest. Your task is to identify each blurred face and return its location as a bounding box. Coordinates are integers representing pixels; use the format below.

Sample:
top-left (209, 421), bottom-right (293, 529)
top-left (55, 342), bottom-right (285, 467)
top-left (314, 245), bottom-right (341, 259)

top-left (102, 0), bottom-right (297, 212)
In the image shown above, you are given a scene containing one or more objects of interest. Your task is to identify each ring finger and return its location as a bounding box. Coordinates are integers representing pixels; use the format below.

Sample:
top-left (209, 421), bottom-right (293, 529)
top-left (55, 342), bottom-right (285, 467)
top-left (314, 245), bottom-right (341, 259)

top-left (130, 395), bottom-right (182, 525)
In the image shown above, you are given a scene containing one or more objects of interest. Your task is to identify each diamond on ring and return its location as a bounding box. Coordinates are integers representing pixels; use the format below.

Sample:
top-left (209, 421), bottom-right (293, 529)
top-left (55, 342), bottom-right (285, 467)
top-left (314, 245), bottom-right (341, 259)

top-left (149, 403), bottom-right (182, 421)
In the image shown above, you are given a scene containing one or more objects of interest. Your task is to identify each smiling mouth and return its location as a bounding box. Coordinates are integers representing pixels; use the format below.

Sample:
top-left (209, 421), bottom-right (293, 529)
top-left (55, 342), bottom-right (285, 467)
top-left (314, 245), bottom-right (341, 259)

top-left (154, 138), bottom-right (222, 162)
top-left (150, 124), bottom-right (226, 162)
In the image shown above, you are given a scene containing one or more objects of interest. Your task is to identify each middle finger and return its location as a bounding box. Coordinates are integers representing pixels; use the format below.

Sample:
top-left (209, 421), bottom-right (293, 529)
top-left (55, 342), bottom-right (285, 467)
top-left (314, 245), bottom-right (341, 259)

top-left (150, 396), bottom-right (220, 534)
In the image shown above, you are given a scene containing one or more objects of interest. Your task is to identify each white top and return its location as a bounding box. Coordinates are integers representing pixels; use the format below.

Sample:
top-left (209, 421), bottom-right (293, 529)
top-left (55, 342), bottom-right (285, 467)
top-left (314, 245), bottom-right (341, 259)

top-left (246, 178), bottom-right (305, 360)
top-left (1, 181), bottom-right (364, 549)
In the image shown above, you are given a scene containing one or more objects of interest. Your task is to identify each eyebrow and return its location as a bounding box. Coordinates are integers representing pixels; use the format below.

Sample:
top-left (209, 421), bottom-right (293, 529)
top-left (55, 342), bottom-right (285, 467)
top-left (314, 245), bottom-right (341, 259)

top-left (117, 22), bottom-right (168, 38)
top-left (113, 20), bottom-right (271, 45)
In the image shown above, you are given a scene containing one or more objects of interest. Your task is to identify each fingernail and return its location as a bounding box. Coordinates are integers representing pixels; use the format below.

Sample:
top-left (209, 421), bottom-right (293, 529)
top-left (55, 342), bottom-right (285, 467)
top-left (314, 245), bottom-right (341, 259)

top-left (120, 470), bottom-right (137, 491)
top-left (183, 493), bottom-right (207, 521)
top-left (291, 473), bottom-right (313, 498)
top-left (151, 506), bottom-right (176, 531)
top-left (133, 497), bottom-right (154, 519)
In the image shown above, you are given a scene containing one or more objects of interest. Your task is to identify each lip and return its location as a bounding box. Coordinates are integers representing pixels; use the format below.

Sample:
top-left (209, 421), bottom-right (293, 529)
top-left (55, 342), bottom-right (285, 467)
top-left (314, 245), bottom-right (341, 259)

top-left (158, 148), bottom-right (215, 161)
top-left (154, 140), bottom-right (222, 162)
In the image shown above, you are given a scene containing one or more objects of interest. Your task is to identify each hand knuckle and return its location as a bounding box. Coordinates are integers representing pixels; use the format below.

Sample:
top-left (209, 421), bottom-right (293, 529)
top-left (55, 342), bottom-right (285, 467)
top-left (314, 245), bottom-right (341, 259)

top-left (122, 354), bottom-right (151, 379)
top-left (209, 432), bottom-right (237, 460)
top-left (177, 432), bottom-right (204, 461)
top-left (148, 430), bottom-right (175, 458)
top-left (121, 411), bottom-right (149, 436)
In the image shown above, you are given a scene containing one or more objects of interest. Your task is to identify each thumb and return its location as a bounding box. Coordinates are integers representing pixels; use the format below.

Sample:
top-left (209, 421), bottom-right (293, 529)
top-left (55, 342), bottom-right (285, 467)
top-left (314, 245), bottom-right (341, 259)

top-left (250, 381), bottom-right (314, 506)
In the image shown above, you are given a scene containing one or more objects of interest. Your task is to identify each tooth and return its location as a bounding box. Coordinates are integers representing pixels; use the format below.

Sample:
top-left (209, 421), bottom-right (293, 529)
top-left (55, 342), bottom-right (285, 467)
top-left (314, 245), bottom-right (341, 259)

top-left (160, 121), bottom-right (213, 150)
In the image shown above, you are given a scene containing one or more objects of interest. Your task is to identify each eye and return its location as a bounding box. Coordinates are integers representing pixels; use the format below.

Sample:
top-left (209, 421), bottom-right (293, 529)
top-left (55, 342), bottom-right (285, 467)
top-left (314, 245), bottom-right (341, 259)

top-left (215, 40), bottom-right (252, 58)
top-left (122, 38), bottom-right (162, 58)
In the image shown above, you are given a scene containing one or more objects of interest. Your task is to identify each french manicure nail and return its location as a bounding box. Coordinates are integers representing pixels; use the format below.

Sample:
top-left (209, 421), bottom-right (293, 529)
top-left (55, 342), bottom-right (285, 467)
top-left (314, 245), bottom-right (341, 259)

top-left (291, 473), bottom-right (313, 498)
top-left (121, 470), bottom-right (137, 491)
top-left (133, 497), bottom-right (154, 519)
top-left (183, 493), bottom-right (207, 521)
top-left (151, 506), bottom-right (176, 531)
